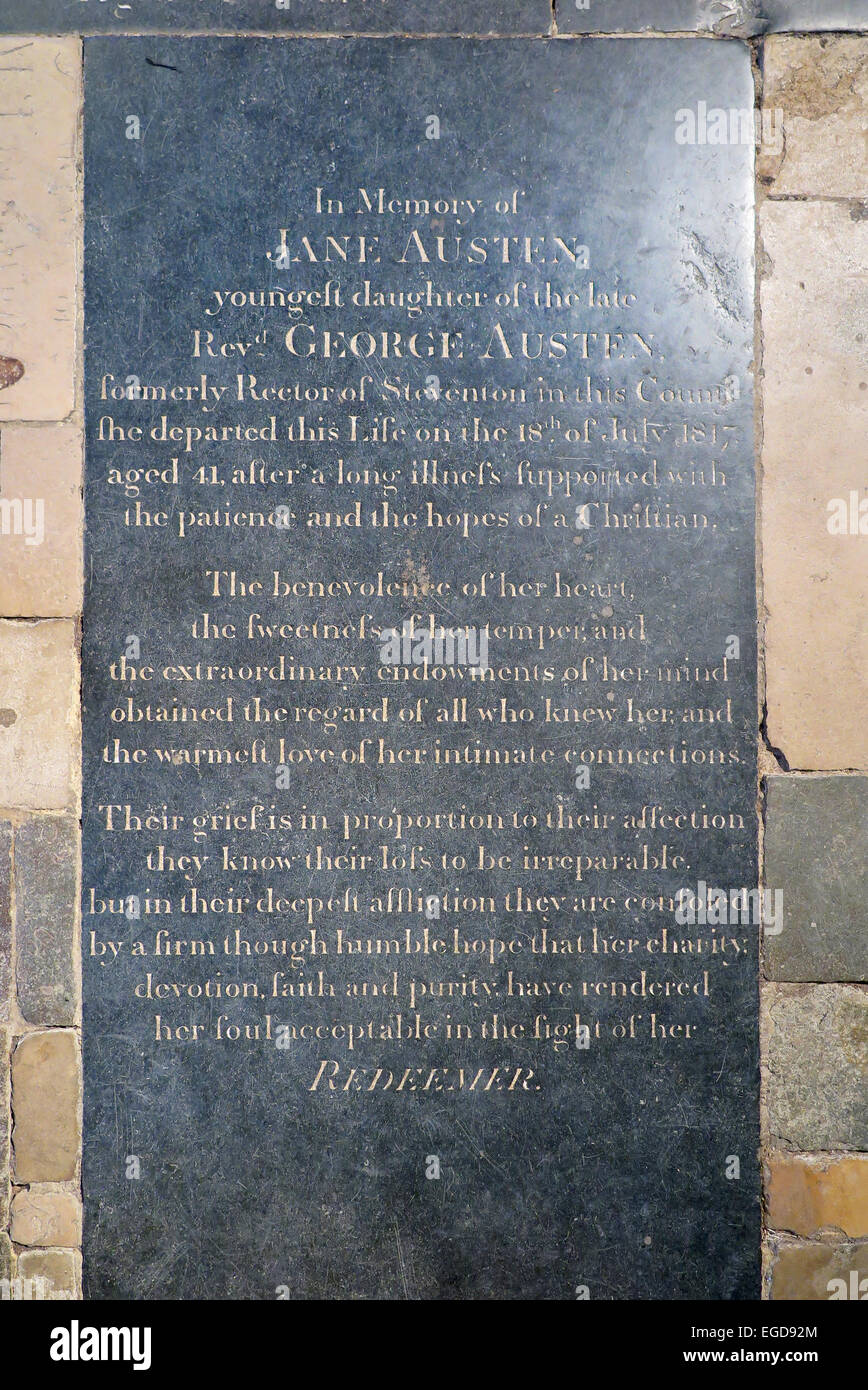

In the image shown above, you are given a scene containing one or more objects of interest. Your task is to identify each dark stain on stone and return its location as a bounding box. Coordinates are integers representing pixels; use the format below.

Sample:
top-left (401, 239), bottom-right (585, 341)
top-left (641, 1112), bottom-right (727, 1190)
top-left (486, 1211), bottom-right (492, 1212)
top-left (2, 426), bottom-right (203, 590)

top-left (760, 700), bottom-right (791, 772)
top-left (0, 356), bottom-right (24, 391)
top-left (0, 709), bottom-right (17, 727)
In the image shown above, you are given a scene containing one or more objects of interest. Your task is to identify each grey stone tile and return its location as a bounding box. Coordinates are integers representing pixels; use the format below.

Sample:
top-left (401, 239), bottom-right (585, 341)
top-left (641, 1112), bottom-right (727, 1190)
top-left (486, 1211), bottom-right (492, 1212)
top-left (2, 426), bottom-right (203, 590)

top-left (765, 984), bottom-right (868, 1149)
top-left (0, 0), bottom-right (553, 35)
top-left (557, 0), bottom-right (867, 33)
top-left (14, 817), bottom-right (78, 1027)
top-left (757, 1), bottom-right (868, 31)
top-left (765, 777), bottom-right (867, 983)
top-left (559, 1), bottom-right (750, 33)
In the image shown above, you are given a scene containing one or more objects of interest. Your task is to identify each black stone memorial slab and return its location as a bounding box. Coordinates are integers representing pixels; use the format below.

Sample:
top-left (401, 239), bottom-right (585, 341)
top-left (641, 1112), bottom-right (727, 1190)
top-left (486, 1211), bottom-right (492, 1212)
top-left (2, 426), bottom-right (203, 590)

top-left (83, 36), bottom-right (760, 1299)
top-left (0, 0), bottom-right (553, 35)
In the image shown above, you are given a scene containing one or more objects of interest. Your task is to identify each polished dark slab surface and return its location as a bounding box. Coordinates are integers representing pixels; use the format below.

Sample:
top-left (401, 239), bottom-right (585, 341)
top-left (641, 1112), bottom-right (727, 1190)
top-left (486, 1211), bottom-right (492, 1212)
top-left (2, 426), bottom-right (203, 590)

top-left (3, 0), bottom-right (863, 33)
top-left (0, 0), bottom-right (552, 34)
top-left (754, 0), bottom-right (868, 29)
top-left (559, 0), bottom-right (751, 33)
top-left (558, 0), bottom-right (867, 32)
top-left (83, 36), bottom-right (759, 1299)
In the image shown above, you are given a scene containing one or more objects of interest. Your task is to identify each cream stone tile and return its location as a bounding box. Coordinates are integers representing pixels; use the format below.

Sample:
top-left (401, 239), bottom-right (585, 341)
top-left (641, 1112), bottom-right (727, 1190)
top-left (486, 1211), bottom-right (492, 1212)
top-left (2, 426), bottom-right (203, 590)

top-left (16, 1248), bottom-right (80, 1299)
top-left (0, 620), bottom-right (78, 808)
top-left (759, 37), bottom-right (868, 199)
top-left (761, 202), bottom-right (868, 770)
top-left (0, 38), bottom-right (79, 423)
top-left (11, 1029), bottom-right (79, 1183)
top-left (10, 1187), bottom-right (81, 1247)
top-left (0, 422), bottom-right (82, 616)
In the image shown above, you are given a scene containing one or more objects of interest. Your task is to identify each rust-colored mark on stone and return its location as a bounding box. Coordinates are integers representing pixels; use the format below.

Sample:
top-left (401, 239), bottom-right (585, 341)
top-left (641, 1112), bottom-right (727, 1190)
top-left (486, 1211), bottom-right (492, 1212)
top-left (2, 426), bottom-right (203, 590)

top-left (0, 357), bottom-right (24, 391)
top-left (400, 551), bottom-right (433, 598)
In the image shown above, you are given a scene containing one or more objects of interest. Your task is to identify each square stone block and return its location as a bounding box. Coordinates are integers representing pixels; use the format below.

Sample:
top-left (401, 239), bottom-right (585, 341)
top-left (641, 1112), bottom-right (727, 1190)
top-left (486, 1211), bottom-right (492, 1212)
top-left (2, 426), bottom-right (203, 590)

top-left (770, 1239), bottom-right (868, 1300)
top-left (0, 621), bottom-right (78, 810)
top-left (767, 1153), bottom-right (868, 1238)
top-left (10, 1186), bottom-right (81, 1247)
top-left (759, 37), bottom-right (868, 198)
top-left (11, 1029), bottom-right (79, 1182)
top-left (0, 423), bottom-right (83, 618)
top-left (764, 776), bottom-right (867, 982)
top-left (16, 1248), bottom-right (79, 1299)
top-left (15, 815), bottom-right (79, 1026)
top-left (0, 39), bottom-right (79, 423)
top-left (764, 984), bottom-right (868, 1150)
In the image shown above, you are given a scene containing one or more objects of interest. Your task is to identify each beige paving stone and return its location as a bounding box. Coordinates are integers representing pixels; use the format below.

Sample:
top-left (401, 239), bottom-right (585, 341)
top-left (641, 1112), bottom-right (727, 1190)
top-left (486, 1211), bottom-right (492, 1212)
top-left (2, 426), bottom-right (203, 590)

top-left (10, 1186), bottom-right (81, 1247)
top-left (0, 39), bottom-right (79, 423)
top-left (761, 202), bottom-right (868, 770)
top-left (0, 832), bottom-right (10, 1019)
top-left (11, 1029), bottom-right (79, 1182)
top-left (0, 1026), bottom-right (8, 1229)
top-left (764, 985), bottom-right (868, 1150)
top-left (759, 37), bottom-right (868, 198)
top-left (770, 1239), bottom-right (868, 1300)
top-left (16, 1248), bottom-right (79, 1299)
top-left (0, 422), bottom-right (82, 617)
top-left (0, 620), bottom-right (78, 809)
top-left (766, 1153), bottom-right (868, 1238)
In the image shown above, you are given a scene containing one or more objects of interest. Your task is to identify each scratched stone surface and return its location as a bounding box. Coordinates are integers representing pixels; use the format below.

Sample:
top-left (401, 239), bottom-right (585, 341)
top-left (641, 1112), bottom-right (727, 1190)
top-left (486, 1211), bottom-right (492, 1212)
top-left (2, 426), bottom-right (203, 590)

top-left (557, 0), bottom-right (868, 33)
top-left (0, 0), bottom-right (552, 35)
top-left (1, 0), bottom-right (863, 32)
top-left (83, 36), bottom-right (759, 1299)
